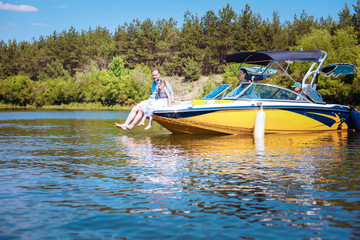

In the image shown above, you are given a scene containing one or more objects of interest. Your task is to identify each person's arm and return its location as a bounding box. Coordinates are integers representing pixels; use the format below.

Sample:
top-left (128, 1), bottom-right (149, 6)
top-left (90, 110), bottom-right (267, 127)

top-left (165, 80), bottom-right (175, 103)
top-left (163, 86), bottom-right (172, 107)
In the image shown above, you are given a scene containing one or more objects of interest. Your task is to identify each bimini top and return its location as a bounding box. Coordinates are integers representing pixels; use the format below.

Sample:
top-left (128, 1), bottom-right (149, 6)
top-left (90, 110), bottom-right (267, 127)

top-left (225, 50), bottom-right (323, 65)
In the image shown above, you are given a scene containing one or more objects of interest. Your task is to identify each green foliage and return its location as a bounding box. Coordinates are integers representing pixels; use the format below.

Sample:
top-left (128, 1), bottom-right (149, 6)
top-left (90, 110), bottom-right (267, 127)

top-left (200, 76), bottom-right (221, 98)
top-left (317, 77), bottom-right (352, 104)
top-left (0, 63), bottom-right (151, 107)
top-left (108, 56), bottom-right (131, 79)
top-left (294, 27), bottom-right (360, 105)
top-left (132, 64), bottom-right (153, 94)
top-left (1, 2), bottom-right (360, 107)
top-left (182, 57), bottom-right (202, 82)
top-left (74, 65), bottom-right (150, 106)
top-left (0, 75), bottom-right (34, 106)
top-left (35, 78), bottom-right (73, 105)
top-left (39, 59), bottom-right (72, 81)
top-left (221, 63), bottom-right (241, 86)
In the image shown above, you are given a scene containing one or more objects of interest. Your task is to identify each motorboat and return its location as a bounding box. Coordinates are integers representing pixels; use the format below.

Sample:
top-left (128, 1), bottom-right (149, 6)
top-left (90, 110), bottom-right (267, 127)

top-left (153, 50), bottom-right (360, 134)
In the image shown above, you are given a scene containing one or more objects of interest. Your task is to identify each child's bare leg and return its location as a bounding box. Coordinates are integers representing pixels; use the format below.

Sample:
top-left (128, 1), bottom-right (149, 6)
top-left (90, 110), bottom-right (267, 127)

top-left (128, 110), bottom-right (144, 130)
top-left (144, 116), bottom-right (153, 130)
top-left (137, 114), bottom-right (147, 126)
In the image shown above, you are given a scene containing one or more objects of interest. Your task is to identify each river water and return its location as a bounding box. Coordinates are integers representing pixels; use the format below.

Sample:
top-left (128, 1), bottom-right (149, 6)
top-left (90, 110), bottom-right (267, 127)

top-left (1, 110), bottom-right (359, 240)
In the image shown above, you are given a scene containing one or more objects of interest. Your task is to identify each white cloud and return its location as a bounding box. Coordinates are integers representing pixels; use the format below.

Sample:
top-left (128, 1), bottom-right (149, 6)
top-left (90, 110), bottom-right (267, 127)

top-left (8, 22), bottom-right (16, 26)
top-left (0, 1), bottom-right (38, 12)
top-left (58, 5), bottom-right (67, 9)
top-left (31, 23), bottom-right (50, 27)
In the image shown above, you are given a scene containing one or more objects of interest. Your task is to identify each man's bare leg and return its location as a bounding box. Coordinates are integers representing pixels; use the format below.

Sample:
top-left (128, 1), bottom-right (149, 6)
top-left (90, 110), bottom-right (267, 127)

top-left (115, 105), bottom-right (141, 130)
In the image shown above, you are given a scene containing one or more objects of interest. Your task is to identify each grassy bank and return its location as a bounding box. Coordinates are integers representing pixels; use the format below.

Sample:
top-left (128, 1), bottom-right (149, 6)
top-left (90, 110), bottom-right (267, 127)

top-left (0, 102), bottom-right (131, 111)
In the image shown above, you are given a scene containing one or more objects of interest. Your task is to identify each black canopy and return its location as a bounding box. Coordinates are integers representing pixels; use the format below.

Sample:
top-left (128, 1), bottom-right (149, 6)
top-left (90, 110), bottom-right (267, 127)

top-left (225, 50), bottom-right (323, 65)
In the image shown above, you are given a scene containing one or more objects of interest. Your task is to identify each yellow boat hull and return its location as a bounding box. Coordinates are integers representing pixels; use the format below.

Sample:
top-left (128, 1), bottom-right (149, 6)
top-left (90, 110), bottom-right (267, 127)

top-left (153, 106), bottom-right (351, 135)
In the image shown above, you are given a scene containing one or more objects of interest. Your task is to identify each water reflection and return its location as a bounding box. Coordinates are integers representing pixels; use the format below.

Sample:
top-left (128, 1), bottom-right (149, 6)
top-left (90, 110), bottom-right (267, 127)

top-left (115, 135), bottom-right (180, 186)
top-left (2, 112), bottom-right (359, 239)
top-left (115, 131), bottom-right (353, 204)
top-left (113, 131), bottom-right (359, 238)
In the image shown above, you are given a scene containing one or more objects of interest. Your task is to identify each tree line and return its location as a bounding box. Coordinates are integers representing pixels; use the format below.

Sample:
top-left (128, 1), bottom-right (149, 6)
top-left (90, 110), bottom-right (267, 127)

top-left (1, 2), bottom-right (360, 107)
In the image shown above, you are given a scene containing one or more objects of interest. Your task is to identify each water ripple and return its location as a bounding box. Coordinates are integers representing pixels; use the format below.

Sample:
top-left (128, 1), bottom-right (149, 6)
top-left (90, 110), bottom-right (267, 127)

top-left (1, 113), bottom-right (360, 239)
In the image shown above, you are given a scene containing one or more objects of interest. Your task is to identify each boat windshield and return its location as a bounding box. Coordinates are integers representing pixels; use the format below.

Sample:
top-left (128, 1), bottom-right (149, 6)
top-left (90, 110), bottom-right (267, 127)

top-left (224, 83), bottom-right (307, 101)
top-left (201, 84), bottom-right (232, 100)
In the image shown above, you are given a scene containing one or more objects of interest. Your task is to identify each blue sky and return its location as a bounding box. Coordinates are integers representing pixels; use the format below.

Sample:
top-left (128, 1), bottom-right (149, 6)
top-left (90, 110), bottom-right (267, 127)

top-left (0, 0), bottom-right (357, 43)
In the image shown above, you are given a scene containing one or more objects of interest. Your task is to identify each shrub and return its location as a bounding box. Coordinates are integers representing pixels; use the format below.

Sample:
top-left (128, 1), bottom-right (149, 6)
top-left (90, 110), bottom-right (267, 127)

top-left (0, 75), bottom-right (34, 106)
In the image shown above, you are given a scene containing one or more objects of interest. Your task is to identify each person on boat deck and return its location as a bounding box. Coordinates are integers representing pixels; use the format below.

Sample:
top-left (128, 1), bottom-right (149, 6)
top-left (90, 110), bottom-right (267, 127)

top-left (291, 82), bottom-right (306, 100)
top-left (280, 93), bottom-right (288, 100)
top-left (115, 68), bottom-right (175, 130)
top-left (237, 68), bottom-right (249, 86)
top-left (141, 78), bottom-right (172, 130)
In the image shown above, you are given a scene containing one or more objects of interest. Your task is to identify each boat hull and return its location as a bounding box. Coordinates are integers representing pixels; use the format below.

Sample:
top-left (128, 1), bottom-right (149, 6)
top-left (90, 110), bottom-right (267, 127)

top-left (153, 102), bottom-right (352, 134)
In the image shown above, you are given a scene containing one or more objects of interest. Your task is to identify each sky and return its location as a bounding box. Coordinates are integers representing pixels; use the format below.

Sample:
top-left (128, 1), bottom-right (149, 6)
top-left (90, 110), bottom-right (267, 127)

top-left (0, 0), bottom-right (357, 43)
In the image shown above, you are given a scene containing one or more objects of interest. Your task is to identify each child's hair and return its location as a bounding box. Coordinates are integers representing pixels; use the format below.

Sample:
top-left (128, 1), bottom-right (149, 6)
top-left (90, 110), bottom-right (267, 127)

top-left (158, 79), bottom-right (166, 87)
top-left (158, 80), bottom-right (167, 98)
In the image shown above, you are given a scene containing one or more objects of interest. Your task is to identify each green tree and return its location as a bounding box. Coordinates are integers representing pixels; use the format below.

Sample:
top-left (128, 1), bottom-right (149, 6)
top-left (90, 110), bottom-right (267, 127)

top-left (234, 3), bottom-right (263, 51)
top-left (0, 40), bottom-right (19, 79)
top-left (201, 9), bottom-right (219, 74)
top-left (155, 18), bottom-right (181, 75)
top-left (81, 26), bottom-right (116, 70)
top-left (39, 59), bottom-right (72, 81)
top-left (260, 11), bottom-right (289, 50)
top-left (352, 0), bottom-right (360, 41)
top-left (338, 2), bottom-right (353, 29)
top-left (182, 57), bottom-right (202, 82)
top-left (214, 4), bottom-right (237, 67)
top-left (180, 11), bottom-right (204, 67)
top-left (286, 10), bottom-right (318, 46)
top-left (108, 56), bottom-right (131, 79)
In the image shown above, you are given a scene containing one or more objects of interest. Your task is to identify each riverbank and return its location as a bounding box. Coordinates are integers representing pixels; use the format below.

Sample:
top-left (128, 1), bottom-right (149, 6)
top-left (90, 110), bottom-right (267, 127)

top-left (0, 75), bottom-right (223, 110)
top-left (0, 102), bottom-right (131, 111)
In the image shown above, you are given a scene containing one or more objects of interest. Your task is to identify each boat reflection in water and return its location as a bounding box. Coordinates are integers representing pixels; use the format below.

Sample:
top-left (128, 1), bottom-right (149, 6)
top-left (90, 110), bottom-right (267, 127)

top-left (115, 130), bottom-right (352, 205)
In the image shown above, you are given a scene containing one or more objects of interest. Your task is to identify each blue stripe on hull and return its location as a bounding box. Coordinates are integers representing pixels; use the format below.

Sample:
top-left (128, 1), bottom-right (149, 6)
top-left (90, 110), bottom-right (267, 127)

top-left (290, 109), bottom-right (349, 128)
top-left (153, 105), bottom-right (352, 129)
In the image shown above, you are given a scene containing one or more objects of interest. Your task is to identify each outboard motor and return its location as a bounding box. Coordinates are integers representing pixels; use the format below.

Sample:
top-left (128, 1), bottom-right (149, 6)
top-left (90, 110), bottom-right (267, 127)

top-left (349, 107), bottom-right (360, 132)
